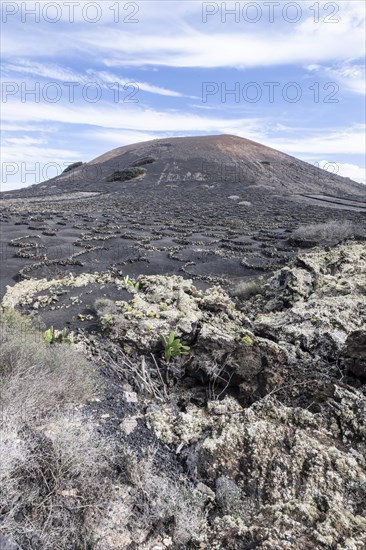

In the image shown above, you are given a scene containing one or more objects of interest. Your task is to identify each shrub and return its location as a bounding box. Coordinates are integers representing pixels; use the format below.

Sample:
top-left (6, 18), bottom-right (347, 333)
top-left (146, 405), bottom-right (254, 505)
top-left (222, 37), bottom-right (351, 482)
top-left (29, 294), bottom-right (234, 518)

top-left (0, 416), bottom-right (113, 549)
top-left (107, 167), bottom-right (146, 182)
top-left (0, 308), bottom-right (96, 425)
top-left (292, 220), bottom-right (357, 243)
top-left (62, 161), bottom-right (83, 174)
top-left (0, 308), bottom-right (107, 549)
top-left (123, 274), bottom-right (140, 291)
top-left (100, 313), bottom-right (115, 330)
top-left (127, 452), bottom-right (205, 545)
top-left (94, 297), bottom-right (117, 317)
top-left (241, 335), bottom-right (253, 346)
top-left (233, 279), bottom-right (261, 300)
top-left (94, 299), bottom-right (119, 331)
top-left (131, 156), bottom-right (157, 167)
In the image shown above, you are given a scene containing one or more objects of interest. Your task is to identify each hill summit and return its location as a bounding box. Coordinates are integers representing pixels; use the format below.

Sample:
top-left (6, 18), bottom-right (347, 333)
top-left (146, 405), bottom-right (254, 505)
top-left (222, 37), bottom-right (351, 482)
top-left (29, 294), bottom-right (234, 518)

top-left (11, 134), bottom-right (365, 198)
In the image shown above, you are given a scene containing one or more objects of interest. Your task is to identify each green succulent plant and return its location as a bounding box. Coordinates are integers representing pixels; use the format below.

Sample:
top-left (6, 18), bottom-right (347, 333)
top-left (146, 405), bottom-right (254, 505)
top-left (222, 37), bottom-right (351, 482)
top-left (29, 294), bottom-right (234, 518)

top-left (100, 314), bottom-right (114, 330)
top-left (162, 331), bottom-right (190, 362)
top-left (241, 335), bottom-right (253, 346)
top-left (123, 275), bottom-right (140, 291)
top-left (43, 326), bottom-right (72, 345)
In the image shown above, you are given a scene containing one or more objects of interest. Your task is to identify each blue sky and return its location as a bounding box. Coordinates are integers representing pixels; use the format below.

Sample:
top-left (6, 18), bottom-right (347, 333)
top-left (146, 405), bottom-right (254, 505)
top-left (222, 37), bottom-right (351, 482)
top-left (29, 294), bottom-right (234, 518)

top-left (1, 0), bottom-right (365, 190)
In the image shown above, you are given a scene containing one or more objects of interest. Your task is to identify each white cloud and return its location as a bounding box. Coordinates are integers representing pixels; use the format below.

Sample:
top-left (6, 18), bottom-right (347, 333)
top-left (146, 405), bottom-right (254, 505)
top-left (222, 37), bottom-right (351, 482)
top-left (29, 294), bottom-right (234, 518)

top-left (83, 128), bottom-right (162, 146)
top-left (92, 71), bottom-right (183, 97)
top-left (1, 99), bottom-right (262, 134)
top-left (3, 136), bottom-right (47, 146)
top-left (318, 160), bottom-right (366, 184)
top-left (306, 62), bottom-right (366, 95)
top-left (2, 60), bottom-right (87, 82)
top-left (2, 2), bottom-right (365, 69)
top-left (1, 144), bottom-right (81, 163)
top-left (261, 126), bottom-right (366, 156)
top-left (98, 27), bottom-right (365, 69)
top-left (2, 61), bottom-right (186, 98)
top-left (0, 122), bottom-right (57, 133)
top-left (1, 144), bottom-right (83, 191)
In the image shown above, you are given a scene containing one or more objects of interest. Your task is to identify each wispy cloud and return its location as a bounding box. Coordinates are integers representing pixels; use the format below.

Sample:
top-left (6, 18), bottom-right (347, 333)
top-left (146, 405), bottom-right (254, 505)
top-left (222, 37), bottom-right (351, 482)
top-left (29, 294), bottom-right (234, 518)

top-left (307, 62), bottom-right (366, 95)
top-left (92, 71), bottom-right (184, 97)
top-left (99, 26), bottom-right (365, 69)
top-left (3, 136), bottom-right (47, 146)
top-left (2, 61), bottom-right (186, 98)
top-left (2, 60), bottom-right (87, 81)
top-left (318, 160), bottom-right (365, 184)
top-left (1, 99), bottom-right (263, 134)
top-left (2, 2), bottom-right (365, 69)
top-left (262, 125), bottom-right (366, 155)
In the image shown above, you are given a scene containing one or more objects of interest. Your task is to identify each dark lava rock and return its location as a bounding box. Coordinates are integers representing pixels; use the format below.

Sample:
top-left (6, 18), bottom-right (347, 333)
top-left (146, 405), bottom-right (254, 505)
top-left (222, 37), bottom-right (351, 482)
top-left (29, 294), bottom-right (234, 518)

top-left (343, 330), bottom-right (366, 378)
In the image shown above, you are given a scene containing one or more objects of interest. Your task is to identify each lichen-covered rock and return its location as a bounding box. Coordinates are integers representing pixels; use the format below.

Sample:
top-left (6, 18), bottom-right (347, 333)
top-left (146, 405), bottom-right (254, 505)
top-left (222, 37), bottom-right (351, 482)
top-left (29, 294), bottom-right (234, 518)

top-left (262, 241), bottom-right (366, 308)
top-left (96, 275), bottom-right (289, 401)
top-left (188, 334), bottom-right (288, 402)
top-left (147, 389), bottom-right (366, 549)
top-left (109, 275), bottom-right (204, 350)
top-left (1, 271), bottom-right (117, 309)
top-left (253, 242), bottom-right (366, 366)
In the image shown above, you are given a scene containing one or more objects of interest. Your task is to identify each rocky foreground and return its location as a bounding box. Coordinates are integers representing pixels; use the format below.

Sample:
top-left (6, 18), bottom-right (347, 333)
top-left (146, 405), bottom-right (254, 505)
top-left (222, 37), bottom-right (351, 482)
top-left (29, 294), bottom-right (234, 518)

top-left (1, 241), bottom-right (366, 549)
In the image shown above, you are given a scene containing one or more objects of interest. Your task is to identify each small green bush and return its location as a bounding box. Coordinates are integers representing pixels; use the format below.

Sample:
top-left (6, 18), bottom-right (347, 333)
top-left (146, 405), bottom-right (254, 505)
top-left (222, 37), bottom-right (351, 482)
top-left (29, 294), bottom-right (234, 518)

top-left (107, 167), bottom-right (146, 182)
top-left (241, 335), bottom-right (253, 346)
top-left (162, 332), bottom-right (190, 361)
top-left (63, 161), bottom-right (83, 173)
top-left (43, 325), bottom-right (72, 345)
top-left (131, 156), bottom-right (157, 167)
top-left (100, 314), bottom-right (115, 330)
top-left (123, 275), bottom-right (140, 291)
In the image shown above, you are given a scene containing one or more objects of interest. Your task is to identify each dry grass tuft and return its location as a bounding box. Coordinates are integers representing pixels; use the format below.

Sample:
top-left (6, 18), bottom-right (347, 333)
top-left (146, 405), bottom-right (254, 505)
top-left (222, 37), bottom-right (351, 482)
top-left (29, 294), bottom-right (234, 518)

top-left (0, 308), bottom-right (96, 424)
top-left (292, 220), bottom-right (358, 243)
top-left (0, 308), bottom-right (110, 549)
top-left (127, 451), bottom-right (206, 546)
top-left (232, 279), bottom-right (261, 300)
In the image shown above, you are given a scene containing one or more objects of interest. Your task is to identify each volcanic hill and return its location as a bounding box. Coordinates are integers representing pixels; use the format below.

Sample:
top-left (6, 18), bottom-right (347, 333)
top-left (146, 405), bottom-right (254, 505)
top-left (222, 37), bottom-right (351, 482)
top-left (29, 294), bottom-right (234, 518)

top-left (1, 134), bottom-right (365, 298)
top-left (6, 134), bottom-right (366, 199)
